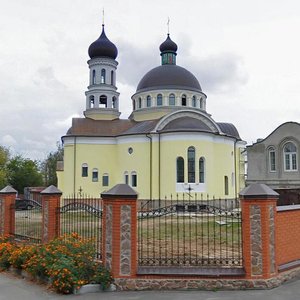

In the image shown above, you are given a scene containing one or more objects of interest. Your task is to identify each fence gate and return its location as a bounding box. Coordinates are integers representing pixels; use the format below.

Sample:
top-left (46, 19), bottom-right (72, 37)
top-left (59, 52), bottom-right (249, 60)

top-left (58, 195), bottom-right (103, 259)
top-left (13, 200), bottom-right (42, 243)
top-left (138, 195), bottom-right (242, 268)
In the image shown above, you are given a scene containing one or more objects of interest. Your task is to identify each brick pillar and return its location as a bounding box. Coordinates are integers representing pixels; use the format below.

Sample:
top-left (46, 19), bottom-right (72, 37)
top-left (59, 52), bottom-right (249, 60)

top-left (101, 184), bottom-right (138, 278)
top-left (40, 185), bottom-right (62, 243)
top-left (0, 186), bottom-right (17, 236)
top-left (240, 183), bottom-right (279, 279)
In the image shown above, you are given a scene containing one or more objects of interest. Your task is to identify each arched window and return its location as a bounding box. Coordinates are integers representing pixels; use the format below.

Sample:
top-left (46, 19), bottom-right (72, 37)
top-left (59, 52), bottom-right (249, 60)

top-left (89, 95), bottom-right (95, 108)
top-left (99, 95), bottom-right (107, 108)
top-left (192, 96), bottom-right (197, 107)
top-left (92, 168), bottom-right (98, 182)
top-left (169, 94), bottom-right (175, 105)
top-left (131, 171), bottom-right (137, 187)
top-left (138, 97), bottom-right (142, 109)
top-left (101, 69), bottom-right (106, 83)
top-left (199, 157), bottom-right (205, 183)
top-left (124, 171), bottom-right (129, 185)
top-left (92, 70), bottom-right (96, 84)
top-left (82, 163), bottom-right (88, 177)
top-left (157, 94), bottom-right (163, 106)
top-left (200, 98), bottom-right (204, 109)
top-left (133, 100), bottom-right (136, 110)
top-left (284, 142), bottom-right (297, 171)
top-left (102, 173), bottom-right (109, 186)
top-left (187, 147), bottom-right (195, 183)
top-left (147, 95), bottom-right (151, 107)
top-left (181, 95), bottom-right (187, 106)
top-left (112, 96), bottom-right (117, 109)
top-left (176, 157), bottom-right (184, 183)
top-left (224, 176), bottom-right (229, 195)
top-left (111, 70), bottom-right (114, 85)
top-left (268, 147), bottom-right (276, 172)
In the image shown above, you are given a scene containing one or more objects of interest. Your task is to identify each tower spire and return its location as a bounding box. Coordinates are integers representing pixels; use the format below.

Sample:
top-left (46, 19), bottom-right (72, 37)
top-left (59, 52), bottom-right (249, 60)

top-left (167, 17), bottom-right (170, 35)
top-left (102, 8), bottom-right (105, 26)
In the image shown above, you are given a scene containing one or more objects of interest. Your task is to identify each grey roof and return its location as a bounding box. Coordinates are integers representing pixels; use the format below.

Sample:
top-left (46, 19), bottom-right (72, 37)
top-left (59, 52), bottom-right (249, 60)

top-left (161, 117), bottom-right (213, 133)
top-left (101, 184), bottom-right (138, 198)
top-left (136, 65), bottom-right (202, 93)
top-left (122, 119), bottom-right (159, 135)
top-left (41, 185), bottom-right (62, 195)
top-left (217, 123), bottom-right (241, 140)
top-left (0, 186), bottom-right (17, 194)
top-left (240, 183), bottom-right (279, 198)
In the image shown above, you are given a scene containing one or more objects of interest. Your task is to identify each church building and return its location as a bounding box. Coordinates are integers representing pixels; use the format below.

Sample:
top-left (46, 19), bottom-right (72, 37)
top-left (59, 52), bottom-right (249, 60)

top-left (57, 23), bottom-right (246, 200)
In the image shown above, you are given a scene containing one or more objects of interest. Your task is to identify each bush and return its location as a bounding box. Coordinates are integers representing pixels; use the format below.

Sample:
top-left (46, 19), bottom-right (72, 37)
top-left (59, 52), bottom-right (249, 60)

top-left (0, 236), bottom-right (15, 271)
top-left (0, 233), bottom-right (113, 294)
top-left (8, 233), bottom-right (112, 294)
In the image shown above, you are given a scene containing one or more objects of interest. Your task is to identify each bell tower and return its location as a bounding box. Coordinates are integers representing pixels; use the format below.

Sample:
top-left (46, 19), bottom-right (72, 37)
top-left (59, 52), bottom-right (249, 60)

top-left (84, 23), bottom-right (120, 120)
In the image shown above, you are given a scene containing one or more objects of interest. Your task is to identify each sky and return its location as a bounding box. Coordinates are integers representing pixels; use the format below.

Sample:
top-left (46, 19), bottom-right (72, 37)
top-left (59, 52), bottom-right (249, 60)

top-left (1, 0), bottom-right (300, 160)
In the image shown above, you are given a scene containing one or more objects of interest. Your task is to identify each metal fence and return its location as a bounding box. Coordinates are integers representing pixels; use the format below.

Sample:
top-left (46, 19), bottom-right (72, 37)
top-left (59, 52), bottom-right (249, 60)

top-left (138, 194), bottom-right (242, 267)
top-left (13, 199), bottom-right (42, 243)
top-left (58, 195), bottom-right (103, 259)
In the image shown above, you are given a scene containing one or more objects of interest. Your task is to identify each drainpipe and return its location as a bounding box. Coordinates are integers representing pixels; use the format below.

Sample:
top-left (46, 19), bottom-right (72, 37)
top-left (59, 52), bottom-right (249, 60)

top-left (146, 134), bottom-right (152, 201)
top-left (73, 136), bottom-right (77, 196)
top-left (234, 139), bottom-right (238, 200)
top-left (158, 132), bottom-right (161, 205)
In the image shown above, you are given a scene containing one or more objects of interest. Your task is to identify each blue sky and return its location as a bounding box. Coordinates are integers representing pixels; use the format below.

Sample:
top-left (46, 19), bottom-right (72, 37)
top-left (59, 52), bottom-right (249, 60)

top-left (0, 0), bottom-right (300, 159)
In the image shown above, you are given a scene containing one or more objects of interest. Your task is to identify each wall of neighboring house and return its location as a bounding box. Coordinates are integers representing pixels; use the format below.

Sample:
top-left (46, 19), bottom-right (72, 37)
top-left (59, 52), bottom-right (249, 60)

top-left (247, 122), bottom-right (300, 189)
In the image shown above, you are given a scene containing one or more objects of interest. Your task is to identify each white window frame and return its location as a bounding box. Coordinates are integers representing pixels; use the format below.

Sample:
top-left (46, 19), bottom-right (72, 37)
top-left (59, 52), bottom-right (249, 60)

top-left (268, 147), bottom-right (276, 172)
top-left (283, 142), bottom-right (298, 172)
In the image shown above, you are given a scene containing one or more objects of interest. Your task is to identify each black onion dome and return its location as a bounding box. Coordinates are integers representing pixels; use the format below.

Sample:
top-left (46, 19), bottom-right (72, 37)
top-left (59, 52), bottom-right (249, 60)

top-left (159, 34), bottom-right (178, 53)
top-left (88, 25), bottom-right (118, 59)
top-left (136, 65), bottom-right (202, 92)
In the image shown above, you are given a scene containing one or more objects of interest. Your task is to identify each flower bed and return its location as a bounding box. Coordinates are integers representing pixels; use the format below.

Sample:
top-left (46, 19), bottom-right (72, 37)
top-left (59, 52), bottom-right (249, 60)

top-left (0, 233), bottom-right (112, 294)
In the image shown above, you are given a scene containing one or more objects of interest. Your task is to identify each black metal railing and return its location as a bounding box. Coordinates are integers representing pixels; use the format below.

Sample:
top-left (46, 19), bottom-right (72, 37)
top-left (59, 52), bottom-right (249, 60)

top-left (138, 194), bottom-right (242, 267)
top-left (58, 195), bottom-right (103, 259)
top-left (13, 200), bottom-right (42, 243)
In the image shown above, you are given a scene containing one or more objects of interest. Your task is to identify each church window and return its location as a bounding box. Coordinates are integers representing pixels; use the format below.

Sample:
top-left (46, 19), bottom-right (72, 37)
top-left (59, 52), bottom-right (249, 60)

top-left (188, 147), bottom-right (195, 183)
top-left (268, 147), bottom-right (276, 172)
top-left (92, 70), bottom-right (96, 84)
top-left (102, 173), bottom-right (109, 186)
top-left (181, 95), bottom-right (187, 106)
top-left (111, 70), bottom-right (114, 85)
top-left (284, 142), bottom-right (297, 171)
top-left (124, 171), bottom-right (129, 185)
top-left (199, 157), bottom-right (205, 183)
top-left (147, 95), bottom-right (151, 107)
top-left (224, 176), bottom-right (229, 195)
top-left (131, 171), bottom-right (137, 187)
top-left (192, 96), bottom-right (197, 107)
top-left (138, 97), bottom-right (142, 109)
top-left (200, 98), bottom-right (204, 109)
top-left (92, 168), bottom-right (98, 182)
top-left (112, 96), bottom-right (117, 109)
top-left (157, 94), bottom-right (163, 106)
top-left (99, 95), bottom-right (107, 108)
top-left (133, 100), bottom-right (136, 110)
top-left (101, 69), bottom-right (106, 83)
top-left (82, 163), bottom-right (88, 177)
top-left (89, 95), bottom-right (95, 108)
top-left (169, 94), bottom-right (175, 105)
top-left (176, 157), bottom-right (184, 183)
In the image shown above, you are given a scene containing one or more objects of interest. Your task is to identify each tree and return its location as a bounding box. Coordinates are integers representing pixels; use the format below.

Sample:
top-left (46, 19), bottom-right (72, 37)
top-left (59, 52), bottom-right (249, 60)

top-left (0, 146), bottom-right (10, 189)
top-left (41, 143), bottom-right (63, 186)
top-left (7, 156), bottom-right (43, 194)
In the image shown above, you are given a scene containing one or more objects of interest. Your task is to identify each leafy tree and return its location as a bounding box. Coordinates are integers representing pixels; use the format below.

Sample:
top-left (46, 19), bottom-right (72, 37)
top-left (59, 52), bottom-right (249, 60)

top-left (41, 143), bottom-right (63, 186)
top-left (7, 156), bottom-right (43, 194)
top-left (0, 146), bottom-right (10, 189)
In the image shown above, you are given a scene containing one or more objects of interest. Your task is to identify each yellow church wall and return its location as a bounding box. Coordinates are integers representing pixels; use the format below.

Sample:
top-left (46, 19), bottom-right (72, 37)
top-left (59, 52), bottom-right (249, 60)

top-left (58, 135), bottom-right (245, 200)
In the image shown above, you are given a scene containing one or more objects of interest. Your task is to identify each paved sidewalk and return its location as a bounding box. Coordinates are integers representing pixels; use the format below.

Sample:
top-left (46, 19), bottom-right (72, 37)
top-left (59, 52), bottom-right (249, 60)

top-left (1, 272), bottom-right (300, 300)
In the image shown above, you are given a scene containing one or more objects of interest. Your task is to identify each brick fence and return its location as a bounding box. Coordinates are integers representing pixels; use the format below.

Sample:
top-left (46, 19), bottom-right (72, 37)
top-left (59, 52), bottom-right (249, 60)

top-left (1, 183), bottom-right (300, 290)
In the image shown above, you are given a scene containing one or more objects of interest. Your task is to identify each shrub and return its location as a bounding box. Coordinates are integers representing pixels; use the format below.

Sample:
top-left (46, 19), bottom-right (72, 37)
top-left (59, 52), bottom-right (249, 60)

top-left (9, 245), bottom-right (36, 270)
top-left (0, 236), bottom-right (15, 271)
